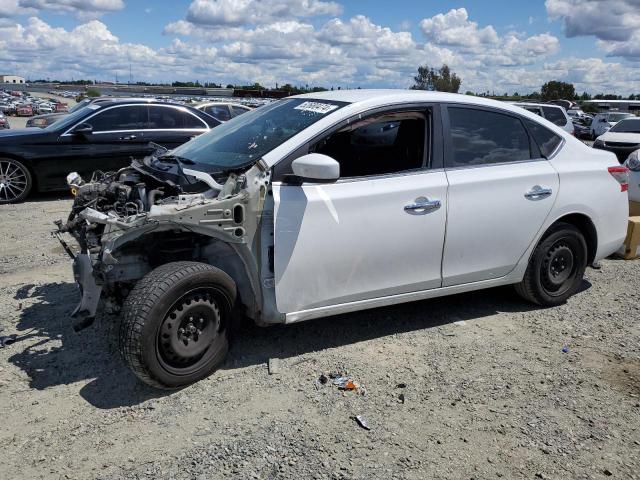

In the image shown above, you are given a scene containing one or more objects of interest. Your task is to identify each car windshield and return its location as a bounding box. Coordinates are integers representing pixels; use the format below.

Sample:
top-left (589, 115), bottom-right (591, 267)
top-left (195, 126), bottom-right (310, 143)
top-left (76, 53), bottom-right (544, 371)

top-left (608, 113), bottom-right (633, 122)
top-left (169, 98), bottom-right (347, 170)
top-left (609, 119), bottom-right (640, 133)
top-left (44, 105), bottom-right (96, 132)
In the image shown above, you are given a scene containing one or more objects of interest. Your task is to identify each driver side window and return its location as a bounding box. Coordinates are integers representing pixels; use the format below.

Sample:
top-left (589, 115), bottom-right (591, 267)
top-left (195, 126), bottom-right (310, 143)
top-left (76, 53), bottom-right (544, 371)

top-left (311, 110), bottom-right (428, 178)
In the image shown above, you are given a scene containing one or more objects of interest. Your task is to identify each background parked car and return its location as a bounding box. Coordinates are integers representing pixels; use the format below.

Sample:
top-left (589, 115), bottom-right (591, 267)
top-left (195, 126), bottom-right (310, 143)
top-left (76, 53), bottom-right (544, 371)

top-left (593, 117), bottom-right (640, 162)
top-left (590, 112), bottom-right (634, 139)
top-left (16, 103), bottom-right (33, 116)
top-left (573, 117), bottom-right (592, 140)
top-left (0, 99), bottom-right (220, 203)
top-left (624, 149), bottom-right (640, 203)
top-left (195, 101), bottom-right (252, 121)
top-left (0, 111), bottom-right (9, 129)
top-left (511, 102), bottom-right (574, 135)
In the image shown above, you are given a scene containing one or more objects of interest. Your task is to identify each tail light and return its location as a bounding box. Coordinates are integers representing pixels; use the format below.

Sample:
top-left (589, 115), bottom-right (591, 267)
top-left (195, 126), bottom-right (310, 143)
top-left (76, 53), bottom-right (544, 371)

top-left (608, 166), bottom-right (629, 192)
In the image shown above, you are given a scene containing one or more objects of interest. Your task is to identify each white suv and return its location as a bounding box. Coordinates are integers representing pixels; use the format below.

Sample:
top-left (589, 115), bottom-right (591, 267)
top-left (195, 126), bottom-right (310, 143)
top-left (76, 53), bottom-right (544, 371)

top-left (590, 111), bottom-right (634, 139)
top-left (57, 90), bottom-right (629, 388)
top-left (511, 102), bottom-right (575, 135)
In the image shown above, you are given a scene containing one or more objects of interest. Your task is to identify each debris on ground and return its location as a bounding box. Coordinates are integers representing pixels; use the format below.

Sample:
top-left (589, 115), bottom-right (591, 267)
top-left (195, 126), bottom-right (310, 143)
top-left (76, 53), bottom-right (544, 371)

top-left (354, 415), bottom-right (371, 431)
top-left (562, 346), bottom-right (569, 353)
top-left (267, 357), bottom-right (282, 375)
top-left (0, 334), bottom-right (17, 348)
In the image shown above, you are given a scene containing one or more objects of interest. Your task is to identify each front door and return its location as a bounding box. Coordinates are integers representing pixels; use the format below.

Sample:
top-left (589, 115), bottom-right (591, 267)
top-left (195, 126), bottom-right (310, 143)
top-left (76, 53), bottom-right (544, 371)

top-left (273, 107), bottom-right (448, 314)
top-left (441, 105), bottom-right (559, 286)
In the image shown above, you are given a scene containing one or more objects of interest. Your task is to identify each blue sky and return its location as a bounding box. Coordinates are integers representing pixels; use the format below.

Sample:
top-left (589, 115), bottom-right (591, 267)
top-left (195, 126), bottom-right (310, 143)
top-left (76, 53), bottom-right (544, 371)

top-left (1, 0), bottom-right (639, 94)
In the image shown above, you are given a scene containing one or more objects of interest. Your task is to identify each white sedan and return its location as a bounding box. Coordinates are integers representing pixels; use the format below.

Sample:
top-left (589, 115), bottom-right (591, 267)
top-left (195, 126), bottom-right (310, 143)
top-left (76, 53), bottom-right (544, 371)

top-left (60, 89), bottom-right (629, 388)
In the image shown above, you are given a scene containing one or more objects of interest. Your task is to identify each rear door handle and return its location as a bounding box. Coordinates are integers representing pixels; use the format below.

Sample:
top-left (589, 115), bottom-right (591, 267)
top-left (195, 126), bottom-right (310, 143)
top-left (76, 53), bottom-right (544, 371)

top-left (404, 197), bottom-right (441, 214)
top-left (524, 186), bottom-right (553, 200)
top-left (119, 135), bottom-right (137, 140)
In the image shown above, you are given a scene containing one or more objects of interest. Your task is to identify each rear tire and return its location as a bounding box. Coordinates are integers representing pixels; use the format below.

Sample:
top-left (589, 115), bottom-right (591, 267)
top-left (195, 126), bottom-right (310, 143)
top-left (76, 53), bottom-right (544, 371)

top-left (515, 223), bottom-right (587, 306)
top-left (119, 261), bottom-right (236, 389)
top-left (0, 158), bottom-right (32, 204)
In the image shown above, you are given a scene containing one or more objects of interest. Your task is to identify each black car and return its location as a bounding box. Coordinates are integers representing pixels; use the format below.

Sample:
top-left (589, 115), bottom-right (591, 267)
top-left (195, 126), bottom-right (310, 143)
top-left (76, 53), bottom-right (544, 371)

top-left (0, 99), bottom-right (219, 204)
top-left (573, 117), bottom-right (592, 140)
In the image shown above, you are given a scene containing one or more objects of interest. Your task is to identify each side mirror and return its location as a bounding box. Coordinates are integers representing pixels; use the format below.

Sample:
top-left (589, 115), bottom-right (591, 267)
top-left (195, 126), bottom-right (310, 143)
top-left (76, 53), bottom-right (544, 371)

top-left (291, 153), bottom-right (340, 183)
top-left (599, 117), bottom-right (607, 123)
top-left (72, 123), bottom-right (93, 136)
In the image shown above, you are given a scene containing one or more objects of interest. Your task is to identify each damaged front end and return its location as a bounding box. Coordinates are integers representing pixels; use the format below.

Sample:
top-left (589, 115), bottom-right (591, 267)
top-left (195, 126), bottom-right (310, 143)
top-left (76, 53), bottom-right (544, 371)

top-left (55, 152), bottom-right (270, 329)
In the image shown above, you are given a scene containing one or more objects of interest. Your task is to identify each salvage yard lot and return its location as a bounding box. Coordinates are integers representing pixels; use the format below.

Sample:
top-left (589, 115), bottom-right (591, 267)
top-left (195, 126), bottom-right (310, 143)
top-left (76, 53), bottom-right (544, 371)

top-left (0, 197), bottom-right (639, 480)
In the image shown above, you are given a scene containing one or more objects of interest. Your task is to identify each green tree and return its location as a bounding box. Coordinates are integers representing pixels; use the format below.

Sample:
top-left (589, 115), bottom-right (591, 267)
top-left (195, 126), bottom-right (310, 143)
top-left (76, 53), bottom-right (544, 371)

top-left (85, 87), bottom-right (101, 97)
top-left (540, 80), bottom-right (576, 101)
top-left (412, 64), bottom-right (461, 93)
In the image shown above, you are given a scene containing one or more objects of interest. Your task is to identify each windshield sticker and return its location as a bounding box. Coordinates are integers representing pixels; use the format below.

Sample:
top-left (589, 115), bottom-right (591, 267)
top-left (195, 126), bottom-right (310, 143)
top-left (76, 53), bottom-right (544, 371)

top-left (294, 102), bottom-right (339, 115)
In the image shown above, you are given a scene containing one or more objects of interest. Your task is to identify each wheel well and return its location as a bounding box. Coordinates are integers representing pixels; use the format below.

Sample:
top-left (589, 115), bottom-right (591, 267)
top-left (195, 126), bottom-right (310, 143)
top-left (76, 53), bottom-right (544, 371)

top-left (549, 213), bottom-right (598, 265)
top-left (110, 230), bottom-right (261, 320)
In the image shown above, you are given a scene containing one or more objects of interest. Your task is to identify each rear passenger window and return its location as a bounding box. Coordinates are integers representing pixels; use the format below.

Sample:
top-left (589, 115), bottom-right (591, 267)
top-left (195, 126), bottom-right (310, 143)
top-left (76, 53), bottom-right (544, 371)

top-left (148, 106), bottom-right (205, 129)
top-left (524, 119), bottom-right (563, 158)
top-left (89, 106), bottom-right (148, 132)
top-left (542, 106), bottom-right (567, 127)
top-left (313, 111), bottom-right (427, 177)
top-left (447, 107), bottom-right (531, 167)
top-left (524, 106), bottom-right (543, 117)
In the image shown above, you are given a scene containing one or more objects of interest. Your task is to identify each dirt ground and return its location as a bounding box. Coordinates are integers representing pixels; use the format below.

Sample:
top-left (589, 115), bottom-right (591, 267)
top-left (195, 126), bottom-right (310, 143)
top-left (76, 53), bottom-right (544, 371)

top-left (0, 196), bottom-right (639, 480)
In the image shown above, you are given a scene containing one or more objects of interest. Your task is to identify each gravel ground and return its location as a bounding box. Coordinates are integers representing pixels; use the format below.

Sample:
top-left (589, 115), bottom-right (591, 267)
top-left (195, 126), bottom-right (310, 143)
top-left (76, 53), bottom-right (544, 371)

top-left (0, 197), bottom-right (639, 480)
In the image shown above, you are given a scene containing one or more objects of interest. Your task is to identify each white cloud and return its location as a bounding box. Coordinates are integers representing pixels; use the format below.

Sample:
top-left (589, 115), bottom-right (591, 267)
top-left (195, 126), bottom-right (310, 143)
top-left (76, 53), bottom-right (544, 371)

top-left (185, 0), bottom-right (341, 26)
top-left (420, 8), bottom-right (499, 48)
top-left (546, 0), bottom-right (640, 42)
top-left (0, 0), bottom-right (35, 17)
top-left (18, 0), bottom-right (124, 18)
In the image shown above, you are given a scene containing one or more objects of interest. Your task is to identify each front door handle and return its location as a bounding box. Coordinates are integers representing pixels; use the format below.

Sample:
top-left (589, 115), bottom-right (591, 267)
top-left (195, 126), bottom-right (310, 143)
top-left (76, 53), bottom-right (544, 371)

top-left (524, 185), bottom-right (553, 200)
top-left (119, 135), bottom-right (137, 140)
top-left (404, 197), bottom-right (441, 214)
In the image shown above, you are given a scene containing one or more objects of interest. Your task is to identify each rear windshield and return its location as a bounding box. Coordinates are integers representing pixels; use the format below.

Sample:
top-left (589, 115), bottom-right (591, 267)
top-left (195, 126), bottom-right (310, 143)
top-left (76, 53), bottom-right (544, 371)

top-left (608, 113), bottom-right (633, 122)
top-left (542, 106), bottom-right (567, 127)
top-left (609, 119), bottom-right (640, 133)
top-left (170, 98), bottom-right (347, 171)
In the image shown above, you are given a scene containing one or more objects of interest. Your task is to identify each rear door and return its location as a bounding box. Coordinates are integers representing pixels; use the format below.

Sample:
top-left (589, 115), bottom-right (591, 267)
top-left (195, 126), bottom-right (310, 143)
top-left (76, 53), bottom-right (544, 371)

top-left (146, 105), bottom-right (209, 150)
top-left (273, 105), bottom-right (448, 313)
top-left (441, 105), bottom-right (559, 286)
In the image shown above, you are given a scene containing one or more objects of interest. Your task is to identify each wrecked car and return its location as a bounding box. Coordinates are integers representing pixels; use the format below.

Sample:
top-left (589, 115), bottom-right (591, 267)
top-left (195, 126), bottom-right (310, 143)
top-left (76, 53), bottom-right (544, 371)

top-left (56, 90), bottom-right (629, 389)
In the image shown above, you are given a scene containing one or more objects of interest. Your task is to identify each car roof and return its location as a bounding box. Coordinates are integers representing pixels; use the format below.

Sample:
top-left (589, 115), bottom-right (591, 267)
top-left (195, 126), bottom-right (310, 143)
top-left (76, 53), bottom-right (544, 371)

top-left (511, 101), bottom-right (564, 110)
top-left (292, 89), bottom-right (566, 118)
top-left (196, 101), bottom-right (250, 108)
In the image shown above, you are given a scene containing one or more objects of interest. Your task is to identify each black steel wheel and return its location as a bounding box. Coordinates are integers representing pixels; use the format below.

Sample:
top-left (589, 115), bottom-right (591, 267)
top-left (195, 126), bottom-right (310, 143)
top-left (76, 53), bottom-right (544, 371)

top-left (120, 261), bottom-right (236, 389)
top-left (0, 158), bottom-right (32, 204)
top-left (157, 289), bottom-right (223, 376)
top-left (515, 222), bottom-right (587, 306)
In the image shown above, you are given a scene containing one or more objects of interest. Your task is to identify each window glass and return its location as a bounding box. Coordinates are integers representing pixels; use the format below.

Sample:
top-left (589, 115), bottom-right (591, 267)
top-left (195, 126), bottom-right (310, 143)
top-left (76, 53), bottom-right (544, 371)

top-left (313, 111), bottom-right (427, 177)
top-left (230, 105), bottom-right (250, 117)
top-left (524, 106), bottom-right (543, 117)
top-left (204, 105), bottom-right (231, 121)
top-left (524, 119), bottom-right (563, 158)
top-left (170, 98), bottom-right (347, 170)
top-left (609, 119), bottom-right (640, 133)
top-left (87, 105), bottom-right (148, 132)
top-left (542, 106), bottom-right (567, 126)
top-left (148, 106), bottom-right (205, 129)
top-left (448, 107), bottom-right (531, 167)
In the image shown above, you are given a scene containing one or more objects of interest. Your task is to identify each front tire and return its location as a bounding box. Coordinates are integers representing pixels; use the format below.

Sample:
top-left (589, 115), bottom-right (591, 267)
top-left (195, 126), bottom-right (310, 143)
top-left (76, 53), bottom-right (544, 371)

top-left (515, 223), bottom-right (587, 306)
top-left (0, 158), bottom-right (32, 204)
top-left (119, 261), bottom-right (236, 389)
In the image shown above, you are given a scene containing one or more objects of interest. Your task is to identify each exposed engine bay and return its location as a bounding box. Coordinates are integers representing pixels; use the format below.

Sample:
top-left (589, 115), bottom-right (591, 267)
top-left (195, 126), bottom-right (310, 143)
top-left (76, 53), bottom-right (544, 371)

top-left (55, 152), bottom-right (273, 329)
